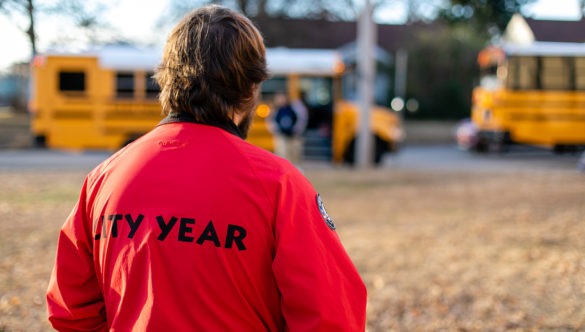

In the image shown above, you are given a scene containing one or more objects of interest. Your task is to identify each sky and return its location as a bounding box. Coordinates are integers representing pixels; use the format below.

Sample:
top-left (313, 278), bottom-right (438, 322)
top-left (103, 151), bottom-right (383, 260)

top-left (0, 0), bottom-right (583, 71)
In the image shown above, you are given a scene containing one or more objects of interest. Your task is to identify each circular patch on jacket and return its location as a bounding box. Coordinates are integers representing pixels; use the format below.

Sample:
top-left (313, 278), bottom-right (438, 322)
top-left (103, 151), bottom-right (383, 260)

top-left (316, 194), bottom-right (336, 230)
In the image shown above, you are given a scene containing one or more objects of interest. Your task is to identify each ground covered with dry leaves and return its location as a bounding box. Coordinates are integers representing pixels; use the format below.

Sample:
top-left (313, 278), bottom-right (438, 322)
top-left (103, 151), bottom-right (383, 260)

top-left (0, 167), bottom-right (584, 331)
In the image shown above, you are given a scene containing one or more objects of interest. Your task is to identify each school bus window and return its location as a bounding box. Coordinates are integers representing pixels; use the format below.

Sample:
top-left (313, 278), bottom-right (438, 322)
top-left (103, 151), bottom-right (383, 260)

top-left (342, 63), bottom-right (390, 106)
top-left (300, 77), bottom-right (333, 130)
top-left (59, 71), bottom-right (85, 92)
top-left (300, 77), bottom-right (332, 107)
top-left (116, 72), bottom-right (135, 97)
top-left (261, 77), bottom-right (287, 100)
top-left (508, 56), bottom-right (537, 90)
top-left (479, 64), bottom-right (502, 90)
top-left (520, 57), bottom-right (537, 90)
top-left (481, 64), bottom-right (498, 77)
top-left (574, 57), bottom-right (585, 90)
top-left (540, 57), bottom-right (571, 90)
top-left (146, 72), bottom-right (160, 98)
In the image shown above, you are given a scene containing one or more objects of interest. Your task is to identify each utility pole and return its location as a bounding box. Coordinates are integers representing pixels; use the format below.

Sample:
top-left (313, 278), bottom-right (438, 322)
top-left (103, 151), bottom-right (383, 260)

top-left (394, 49), bottom-right (408, 102)
top-left (394, 48), bottom-right (408, 118)
top-left (356, 0), bottom-right (376, 168)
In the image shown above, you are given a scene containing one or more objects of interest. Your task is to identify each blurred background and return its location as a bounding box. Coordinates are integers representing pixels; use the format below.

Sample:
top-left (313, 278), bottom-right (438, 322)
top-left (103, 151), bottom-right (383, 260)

top-left (2, 0), bottom-right (585, 158)
top-left (0, 0), bottom-right (583, 118)
top-left (1, 1), bottom-right (585, 331)
top-left (1, 1), bottom-right (585, 160)
top-left (0, 1), bottom-right (581, 118)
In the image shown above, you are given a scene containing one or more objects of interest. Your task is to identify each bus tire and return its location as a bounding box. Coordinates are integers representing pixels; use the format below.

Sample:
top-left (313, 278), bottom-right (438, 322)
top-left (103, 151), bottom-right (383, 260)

top-left (33, 135), bottom-right (47, 148)
top-left (343, 136), bottom-right (387, 166)
top-left (473, 139), bottom-right (488, 153)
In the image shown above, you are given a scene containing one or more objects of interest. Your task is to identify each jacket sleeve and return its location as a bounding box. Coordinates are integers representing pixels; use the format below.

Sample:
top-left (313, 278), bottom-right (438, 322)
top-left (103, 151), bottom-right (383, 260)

top-left (46, 177), bottom-right (107, 331)
top-left (272, 171), bottom-right (367, 331)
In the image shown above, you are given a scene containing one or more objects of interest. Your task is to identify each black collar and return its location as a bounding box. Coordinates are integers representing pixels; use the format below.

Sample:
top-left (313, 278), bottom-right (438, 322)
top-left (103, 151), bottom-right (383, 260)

top-left (158, 113), bottom-right (244, 139)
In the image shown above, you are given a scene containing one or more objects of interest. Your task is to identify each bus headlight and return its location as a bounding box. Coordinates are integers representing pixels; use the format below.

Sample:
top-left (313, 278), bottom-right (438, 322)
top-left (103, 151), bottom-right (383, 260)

top-left (256, 104), bottom-right (270, 118)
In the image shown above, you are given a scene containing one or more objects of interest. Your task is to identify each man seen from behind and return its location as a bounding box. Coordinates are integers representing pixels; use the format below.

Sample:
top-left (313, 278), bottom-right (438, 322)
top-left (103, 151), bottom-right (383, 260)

top-left (46, 5), bottom-right (367, 331)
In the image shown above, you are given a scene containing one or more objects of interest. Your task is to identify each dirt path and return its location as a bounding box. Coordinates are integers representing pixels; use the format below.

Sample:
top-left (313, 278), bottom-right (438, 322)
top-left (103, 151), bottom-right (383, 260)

top-left (1, 168), bottom-right (584, 331)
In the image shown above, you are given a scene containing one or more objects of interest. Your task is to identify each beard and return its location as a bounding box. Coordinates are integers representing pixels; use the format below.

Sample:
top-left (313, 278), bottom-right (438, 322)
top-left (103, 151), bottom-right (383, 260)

top-left (237, 86), bottom-right (260, 139)
top-left (237, 110), bottom-right (254, 139)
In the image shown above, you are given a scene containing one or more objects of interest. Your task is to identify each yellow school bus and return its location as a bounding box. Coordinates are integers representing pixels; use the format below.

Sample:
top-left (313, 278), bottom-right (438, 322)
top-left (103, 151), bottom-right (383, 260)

top-left (30, 46), bottom-right (402, 163)
top-left (471, 42), bottom-right (585, 152)
top-left (30, 47), bottom-right (163, 149)
top-left (262, 48), bottom-right (402, 164)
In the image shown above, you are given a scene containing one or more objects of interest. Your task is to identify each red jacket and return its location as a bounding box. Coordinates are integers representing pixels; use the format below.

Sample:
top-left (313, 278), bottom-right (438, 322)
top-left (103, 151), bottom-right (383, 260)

top-left (47, 119), bottom-right (367, 331)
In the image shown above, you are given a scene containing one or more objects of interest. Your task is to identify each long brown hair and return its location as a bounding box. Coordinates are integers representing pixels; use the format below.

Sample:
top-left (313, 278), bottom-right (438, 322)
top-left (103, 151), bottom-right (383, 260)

top-left (155, 5), bottom-right (268, 127)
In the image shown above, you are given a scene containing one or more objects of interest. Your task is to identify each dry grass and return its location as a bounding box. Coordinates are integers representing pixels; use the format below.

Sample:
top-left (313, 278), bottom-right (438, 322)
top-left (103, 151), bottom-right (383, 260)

top-left (0, 168), bottom-right (584, 331)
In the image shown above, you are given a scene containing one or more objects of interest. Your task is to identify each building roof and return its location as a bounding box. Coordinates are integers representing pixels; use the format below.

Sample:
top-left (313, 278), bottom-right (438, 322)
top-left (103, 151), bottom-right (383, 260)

top-left (253, 17), bottom-right (441, 52)
top-left (524, 17), bottom-right (585, 43)
top-left (256, 16), bottom-right (585, 52)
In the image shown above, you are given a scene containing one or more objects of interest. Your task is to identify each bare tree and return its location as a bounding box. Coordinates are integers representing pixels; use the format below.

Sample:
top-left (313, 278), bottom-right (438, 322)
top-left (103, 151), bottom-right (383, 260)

top-left (0, 0), bottom-right (37, 56)
top-left (439, 0), bottom-right (537, 35)
top-left (0, 0), bottom-right (106, 60)
top-left (403, 0), bottom-right (443, 22)
top-left (161, 0), bottom-right (401, 23)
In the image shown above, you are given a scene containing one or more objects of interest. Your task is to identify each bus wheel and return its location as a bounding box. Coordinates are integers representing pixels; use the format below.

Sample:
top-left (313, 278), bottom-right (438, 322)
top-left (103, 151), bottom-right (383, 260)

top-left (473, 139), bottom-right (488, 153)
top-left (373, 136), bottom-right (387, 165)
top-left (33, 135), bottom-right (47, 148)
top-left (489, 141), bottom-right (507, 154)
top-left (553, 145), bottom-right (566, 154)
top-left (343, 136), bottom-right (387, 166)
